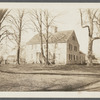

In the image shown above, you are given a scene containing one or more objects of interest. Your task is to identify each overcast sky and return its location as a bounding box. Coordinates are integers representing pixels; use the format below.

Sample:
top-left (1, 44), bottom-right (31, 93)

top-left (1, 3), bottom-right (100, 58)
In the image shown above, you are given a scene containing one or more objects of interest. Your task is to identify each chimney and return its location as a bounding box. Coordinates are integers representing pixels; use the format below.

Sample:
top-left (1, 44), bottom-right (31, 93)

top-left (50, 26), bottom-right (58, 33)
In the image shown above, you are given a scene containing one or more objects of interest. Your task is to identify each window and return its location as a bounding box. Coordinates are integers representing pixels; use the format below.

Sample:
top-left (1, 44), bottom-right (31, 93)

top-left (74, 55), bottom-right (75, 61)
top-left (69, 44), bottom-right (70, 50)
top-left (72, 36), bottom-right (75, 40)
top-left (74, 46), bottom-right (77, 51)
top-left (69, 54), bottom-right (72, 60)
top-left (69, 54), bottom-right (70, 60)
top-left (71, 55), bottom-right (72, 60)
top-left (76, 56), bottom-right (78, 61)
top-left (69, 44), bottom-right (72, 51)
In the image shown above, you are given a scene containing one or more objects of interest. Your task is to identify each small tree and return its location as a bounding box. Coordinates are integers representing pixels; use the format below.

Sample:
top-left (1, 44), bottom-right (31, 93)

top-left (8, 9), bottom-right (28, 64)
top-left (42, 10), bottom-right (58, 65)
top-left (30, 9), bottom-right (58, 65)
top-left (30, 9), bottom-right (46, 64)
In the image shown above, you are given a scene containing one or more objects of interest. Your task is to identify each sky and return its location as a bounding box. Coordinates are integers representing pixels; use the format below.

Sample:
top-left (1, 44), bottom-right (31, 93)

top-left (0, 3), bottom-right (100, 58)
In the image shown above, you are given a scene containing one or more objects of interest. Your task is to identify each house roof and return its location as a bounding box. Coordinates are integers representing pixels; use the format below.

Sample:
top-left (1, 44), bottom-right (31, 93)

top-left (79, 51), bottom-right (85, 55)
top-left (27, 30), bottom-right (74, 45)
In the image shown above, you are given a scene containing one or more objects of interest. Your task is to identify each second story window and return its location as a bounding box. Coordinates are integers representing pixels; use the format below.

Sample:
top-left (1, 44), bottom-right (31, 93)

top-left (74, 46), bottom-right (77, 51)
top-left (69, 54), bottom-right (70, 60)
top-left (69, 44), bottom-right (72, 51)
top-left (72, 36), bottom-right (75, 40)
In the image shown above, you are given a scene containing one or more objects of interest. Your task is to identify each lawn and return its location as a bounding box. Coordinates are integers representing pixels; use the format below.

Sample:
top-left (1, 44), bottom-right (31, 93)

top-left (0, 64), bottom-right (100, 91)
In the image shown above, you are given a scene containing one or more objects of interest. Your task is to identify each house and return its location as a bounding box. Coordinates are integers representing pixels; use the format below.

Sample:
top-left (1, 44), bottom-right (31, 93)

top-left (26, 30), bottom-right (85, 64)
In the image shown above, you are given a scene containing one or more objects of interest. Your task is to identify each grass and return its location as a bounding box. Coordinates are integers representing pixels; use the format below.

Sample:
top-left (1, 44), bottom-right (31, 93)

top-left (1, 64), bottom-right (100, 74)
top-left (0, 64), bottom-right (100, 91)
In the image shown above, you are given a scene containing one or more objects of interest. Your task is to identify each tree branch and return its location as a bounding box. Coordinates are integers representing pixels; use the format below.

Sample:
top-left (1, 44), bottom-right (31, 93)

top-left (79, 9), bottom-right (90, 28)
top-left (43, 34), bottom-right (46, 40)
top-left (0, 9), bottom-right (11, 24)
top-left (92, 9), bottom-right (98, 20)
top-left (31, 19), bottom-right (40, 32)
top-left (93, 21), bottom-right (100, 25)
top-left (93, 37), bottom-right (100, 41)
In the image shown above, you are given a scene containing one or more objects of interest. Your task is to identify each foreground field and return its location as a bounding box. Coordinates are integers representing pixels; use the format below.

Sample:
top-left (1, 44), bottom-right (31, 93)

top-left (0, 64), bottom-right (100, 91)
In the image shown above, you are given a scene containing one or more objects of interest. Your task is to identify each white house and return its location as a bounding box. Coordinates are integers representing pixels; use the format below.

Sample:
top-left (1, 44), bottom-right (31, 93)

top-left (26, 30), bottom-right (85, 65)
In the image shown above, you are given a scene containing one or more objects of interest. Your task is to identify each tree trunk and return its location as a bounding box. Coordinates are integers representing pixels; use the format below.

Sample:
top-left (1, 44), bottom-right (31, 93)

top-left (0, 23), bottom-right (1, 66)
top-left (17, 47), bottom-right (20, 64)
top-left (46, 39), bottom-right (49, 65)
top-left (16, 29), bottom-right (21, 65)
top-left (87, 17), bottom-right (93, 66)
top-left (16, 13), bottom-right (23, 65)
top-left (39, 18), bottom-right (45, 63)
top-left (40, 33), bottom-right (46, 63)
top-left (87, 36), bottom-right (93, 66)
top-left (45, 25), bottom-right (49, 65)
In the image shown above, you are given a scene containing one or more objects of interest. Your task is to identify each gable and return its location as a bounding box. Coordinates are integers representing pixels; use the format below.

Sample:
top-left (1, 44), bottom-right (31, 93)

top-left (67, 31), bottom-right (79, 46)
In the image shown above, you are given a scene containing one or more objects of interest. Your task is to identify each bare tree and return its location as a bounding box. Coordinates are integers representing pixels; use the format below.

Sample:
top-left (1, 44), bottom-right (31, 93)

top-left (0, 9), bottom-right (11, 43)
top-left (43, 10), bottom-right (57, 65)
top-left (30, 9), bottom-right (46, 64)
top-left (80, 9), bottom-right (100, 66)
top-left (8, 9), bottom-right (28, 64)
top-left (30, 9), bottom-right (58, 65)
top-left (0, 9), bottom-right (12, 64)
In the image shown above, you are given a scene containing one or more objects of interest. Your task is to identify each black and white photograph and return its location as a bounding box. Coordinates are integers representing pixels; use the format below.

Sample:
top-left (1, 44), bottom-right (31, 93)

top-left (0, 3), bottom-right (100, 93)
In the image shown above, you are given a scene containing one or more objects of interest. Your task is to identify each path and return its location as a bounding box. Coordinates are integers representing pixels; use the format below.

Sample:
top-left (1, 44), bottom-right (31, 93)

top-left (76, 80), bottom-right (100, 91)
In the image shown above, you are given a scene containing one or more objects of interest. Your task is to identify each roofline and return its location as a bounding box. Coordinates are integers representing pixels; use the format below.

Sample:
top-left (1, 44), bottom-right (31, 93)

top-left (79, 51), bottom-right (85, 55)
top-left (27, 42), bottom-right (68, 45)
top-left (26, 30), bottom-right (76, 45)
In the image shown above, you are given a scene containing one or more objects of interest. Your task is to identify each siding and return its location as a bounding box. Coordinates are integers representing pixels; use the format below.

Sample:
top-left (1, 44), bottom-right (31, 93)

top-left (26, 31), bottom-right (85, 65)
top-left (66, 32), bottom-right (80, 64)
top-left (54, 43), bottom-right (66, 64)
top-left (26, 45), bottom-right (34, 63)
top-left (26, 43), bottom-right (67, 64)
